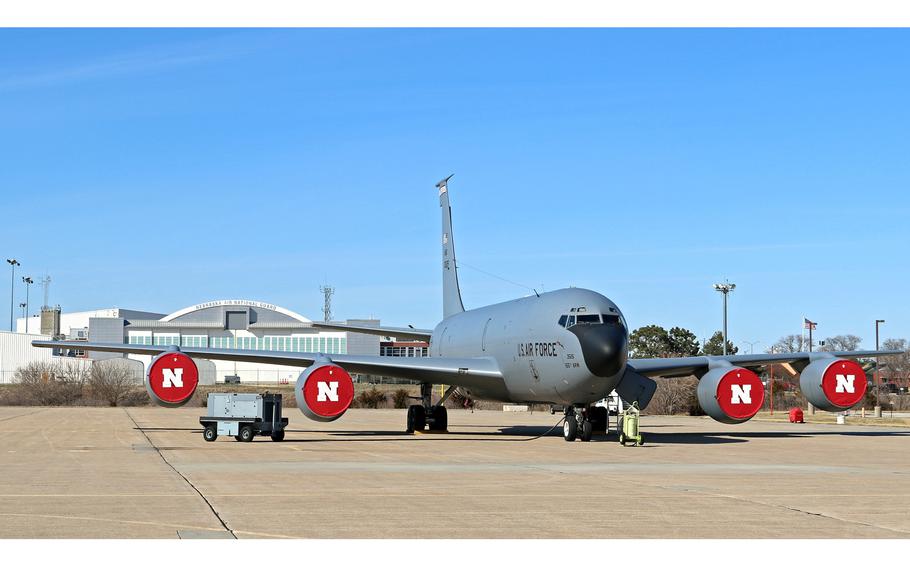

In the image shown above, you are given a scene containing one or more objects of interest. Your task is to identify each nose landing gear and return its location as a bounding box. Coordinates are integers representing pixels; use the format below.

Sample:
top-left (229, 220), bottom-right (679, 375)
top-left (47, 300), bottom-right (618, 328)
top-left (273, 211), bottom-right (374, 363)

top-left (563, 405), bottom-right (608, 442)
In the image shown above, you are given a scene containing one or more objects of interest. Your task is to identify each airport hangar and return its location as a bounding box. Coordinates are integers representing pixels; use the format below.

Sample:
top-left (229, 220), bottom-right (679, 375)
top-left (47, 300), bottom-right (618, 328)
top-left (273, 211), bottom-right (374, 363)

top-left (3, 299), bottom-right (428, 384)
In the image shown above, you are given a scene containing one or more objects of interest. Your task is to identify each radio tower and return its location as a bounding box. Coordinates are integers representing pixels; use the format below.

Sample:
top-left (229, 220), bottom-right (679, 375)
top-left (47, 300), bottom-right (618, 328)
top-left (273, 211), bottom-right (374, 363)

top-left (319, 285), bottom-right (334, 322)
top-left (38, 274), bottom-right (51, 309)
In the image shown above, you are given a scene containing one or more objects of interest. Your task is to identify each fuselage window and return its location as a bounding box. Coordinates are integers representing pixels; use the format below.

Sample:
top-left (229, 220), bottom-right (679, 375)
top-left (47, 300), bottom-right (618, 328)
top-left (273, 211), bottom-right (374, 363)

top-left (558, 315), bottom-right (568, 328)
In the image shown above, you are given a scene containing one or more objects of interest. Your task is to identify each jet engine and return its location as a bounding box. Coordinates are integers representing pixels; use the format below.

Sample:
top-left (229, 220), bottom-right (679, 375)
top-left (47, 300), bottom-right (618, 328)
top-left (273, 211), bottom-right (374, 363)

top-left (696, 366), bottom-right (765, 424)
top-left (799, 358), bottom-right (867, 412)
top-left (145, 350), bottom-right (199, 407)
top-left (295, 360), bottom-right (355, 422)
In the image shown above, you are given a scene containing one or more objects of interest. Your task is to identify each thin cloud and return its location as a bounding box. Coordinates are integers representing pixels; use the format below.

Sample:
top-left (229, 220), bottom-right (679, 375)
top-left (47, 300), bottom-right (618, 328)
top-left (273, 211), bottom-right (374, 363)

top-left (0, 33), bottom-right (263, 92)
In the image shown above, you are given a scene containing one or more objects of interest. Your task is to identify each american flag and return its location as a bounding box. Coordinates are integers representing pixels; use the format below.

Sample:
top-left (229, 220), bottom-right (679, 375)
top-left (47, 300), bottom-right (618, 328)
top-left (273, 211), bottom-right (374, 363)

top-left (803, 318), bottom-right (817, 330)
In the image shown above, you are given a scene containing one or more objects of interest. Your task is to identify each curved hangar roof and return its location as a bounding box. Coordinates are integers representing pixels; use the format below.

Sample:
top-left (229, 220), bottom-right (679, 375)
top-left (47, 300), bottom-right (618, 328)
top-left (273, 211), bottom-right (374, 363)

top-left (128, 300), bottom-right (313, 330)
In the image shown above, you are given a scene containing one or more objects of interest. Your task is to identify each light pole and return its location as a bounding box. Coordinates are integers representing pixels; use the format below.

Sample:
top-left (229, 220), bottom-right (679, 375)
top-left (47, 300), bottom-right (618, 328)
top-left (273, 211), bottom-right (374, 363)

top-left (22, 276), bottom-right (33, 333)
top-left (768, 346), bottom-right (776, 415)
top-left (741, 340), bottom-right (762, 354)
top-left (713, 281), bottom-right (736, 355)
top-left (6, 259), bottom-right (20, 332)
top-left (803, 318), bottom-right (818, 415)
top-left (875, 319), bottom-right (885, 414)
top-left (19, 302), bottom-right (26, 320)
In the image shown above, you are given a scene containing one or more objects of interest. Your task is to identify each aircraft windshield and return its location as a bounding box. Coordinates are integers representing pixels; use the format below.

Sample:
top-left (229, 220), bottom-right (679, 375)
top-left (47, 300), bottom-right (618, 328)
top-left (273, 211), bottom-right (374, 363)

top-left (558, 312), bottom-right (626, 329)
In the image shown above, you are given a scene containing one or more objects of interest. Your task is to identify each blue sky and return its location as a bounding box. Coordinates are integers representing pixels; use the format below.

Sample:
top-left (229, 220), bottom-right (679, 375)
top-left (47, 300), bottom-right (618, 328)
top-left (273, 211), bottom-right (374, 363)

top-left (1, 29), bottom-right (908, 350)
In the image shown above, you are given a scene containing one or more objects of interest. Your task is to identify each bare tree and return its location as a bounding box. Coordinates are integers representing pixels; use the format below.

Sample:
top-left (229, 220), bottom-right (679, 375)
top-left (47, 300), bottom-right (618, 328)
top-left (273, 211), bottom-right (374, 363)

top-left (770, 334), bottom-right (809, 353)
top-left (14, 361), bottom-right (87, 405)
top-left (880, 338), bottom-right (909, 385)
top-left (819, 334), bottom-right (862, 352)
top-left (649, 377), bottom-right (698, 415)
top-left (89, 359), bottom-right (140, 407)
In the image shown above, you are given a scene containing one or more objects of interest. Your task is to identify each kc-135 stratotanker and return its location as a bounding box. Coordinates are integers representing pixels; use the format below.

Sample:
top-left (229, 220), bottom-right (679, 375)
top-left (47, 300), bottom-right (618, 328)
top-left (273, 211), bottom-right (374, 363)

top-left (35, 177), bottom-right (900, 441)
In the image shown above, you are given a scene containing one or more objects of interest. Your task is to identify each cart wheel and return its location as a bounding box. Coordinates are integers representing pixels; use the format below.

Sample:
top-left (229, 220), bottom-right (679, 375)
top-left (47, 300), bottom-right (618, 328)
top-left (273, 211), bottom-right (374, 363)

top-left (639, 435), bottom-right (644, 446)
top-left (270, 430), bottom-right (285, 442)
top-left (203, 426), bottom-right (217, 442)
top-left (234, 435), bottom-right (242, 442)
top-left (239, 425), bottom-right (254, 442)
top-left (619, 432), bottom-right (625, 446)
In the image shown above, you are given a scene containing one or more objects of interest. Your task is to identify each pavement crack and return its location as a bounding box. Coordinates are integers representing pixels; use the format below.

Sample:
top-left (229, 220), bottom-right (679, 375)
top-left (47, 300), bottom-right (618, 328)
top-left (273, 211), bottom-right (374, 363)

top-left (124, 409), bottom-right (236, 539)
top-left (0, 408), bottom-right (47, 423)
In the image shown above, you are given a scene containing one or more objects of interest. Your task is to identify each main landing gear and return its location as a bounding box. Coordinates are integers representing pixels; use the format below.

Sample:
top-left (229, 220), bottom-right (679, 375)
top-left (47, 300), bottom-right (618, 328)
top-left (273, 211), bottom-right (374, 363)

top-left (563, 405), bottom-right (608, 442)
top-left (406, 383), bottom-right (450, 433)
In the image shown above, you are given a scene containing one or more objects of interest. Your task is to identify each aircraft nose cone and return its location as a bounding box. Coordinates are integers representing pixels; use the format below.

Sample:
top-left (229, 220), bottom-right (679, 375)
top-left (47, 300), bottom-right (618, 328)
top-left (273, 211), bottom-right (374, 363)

top-left (568, 323), bottom-right (628, 378)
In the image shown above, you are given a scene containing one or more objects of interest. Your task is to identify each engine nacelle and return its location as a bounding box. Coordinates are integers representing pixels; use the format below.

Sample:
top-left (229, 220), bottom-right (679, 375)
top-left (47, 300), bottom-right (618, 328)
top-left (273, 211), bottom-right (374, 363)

top-left (799, 358), bottom-right (867, 412)
top-left (697, 366), bottom-right (765, 424)
top-left (146, 350), bottom-right (199, 407)
top-left (295, 360), bottom-right (355, 422)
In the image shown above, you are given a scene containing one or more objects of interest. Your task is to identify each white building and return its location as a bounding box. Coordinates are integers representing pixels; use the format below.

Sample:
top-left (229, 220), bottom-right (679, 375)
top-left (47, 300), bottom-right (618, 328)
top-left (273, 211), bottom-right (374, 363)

top-left (10, 299), bottom-right (381, 385)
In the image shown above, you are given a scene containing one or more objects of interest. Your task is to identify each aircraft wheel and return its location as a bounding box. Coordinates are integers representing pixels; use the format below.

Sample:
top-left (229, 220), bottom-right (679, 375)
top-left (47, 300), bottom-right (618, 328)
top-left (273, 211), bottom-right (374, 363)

top-left (563, 415), bottom-right (578, 441)
top-left (580, 420), bottom-right (593, 442)
top-left (407, 405), bottom-right (426, 433)
top-left (239, 425), bottom-right (254, 443)
top-left (203, 426), bottom-right (217, 442)
top-left (430, 406), bottom-right (447, 431)
top-left (270, 430), bottom-right (285, 442)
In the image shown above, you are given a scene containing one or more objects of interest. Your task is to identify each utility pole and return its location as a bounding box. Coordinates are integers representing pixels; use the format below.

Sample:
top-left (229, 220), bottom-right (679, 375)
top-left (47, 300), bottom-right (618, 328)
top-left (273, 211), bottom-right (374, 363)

top-left (713, 280), bottom-right (736, 355)
top-left (6, 259), bottom-right (19, 332)
top-left (22, 276), bottom-right (33, 333)
top-left (319, 285), bottom-right (334, 323)
top-left (875, 319), bottom-right (885, 416)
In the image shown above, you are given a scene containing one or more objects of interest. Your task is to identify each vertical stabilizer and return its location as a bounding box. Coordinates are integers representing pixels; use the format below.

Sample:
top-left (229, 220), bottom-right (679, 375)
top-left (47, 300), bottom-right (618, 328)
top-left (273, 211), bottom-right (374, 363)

top-left (437, 175), bottom-right (465, 319)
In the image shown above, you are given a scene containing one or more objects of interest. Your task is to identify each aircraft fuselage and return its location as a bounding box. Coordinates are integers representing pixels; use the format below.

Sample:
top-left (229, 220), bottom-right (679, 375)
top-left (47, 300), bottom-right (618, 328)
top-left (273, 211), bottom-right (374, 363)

top-left (430, 287), bottom-right (629, 405)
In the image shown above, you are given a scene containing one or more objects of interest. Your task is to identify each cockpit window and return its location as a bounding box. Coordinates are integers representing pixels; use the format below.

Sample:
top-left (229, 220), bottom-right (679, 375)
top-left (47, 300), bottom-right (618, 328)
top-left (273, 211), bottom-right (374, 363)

top-left (560, 312), bottom-right (625, 329)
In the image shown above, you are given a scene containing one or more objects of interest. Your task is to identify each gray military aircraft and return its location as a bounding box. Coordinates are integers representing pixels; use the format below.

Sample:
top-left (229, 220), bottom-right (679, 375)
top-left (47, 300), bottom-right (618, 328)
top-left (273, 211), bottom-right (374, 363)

top-left (34, 177), bottom-right (899, 441)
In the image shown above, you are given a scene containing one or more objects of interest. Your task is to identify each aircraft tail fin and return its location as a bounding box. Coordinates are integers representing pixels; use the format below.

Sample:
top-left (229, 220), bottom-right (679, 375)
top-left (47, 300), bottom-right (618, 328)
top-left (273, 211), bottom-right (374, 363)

top-left (437, 175), bottom-right (465, 319)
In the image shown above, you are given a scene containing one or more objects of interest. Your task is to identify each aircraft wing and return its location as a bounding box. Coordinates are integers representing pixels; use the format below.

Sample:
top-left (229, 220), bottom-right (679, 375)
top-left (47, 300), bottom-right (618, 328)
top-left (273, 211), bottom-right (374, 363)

top-left (309, 322), bottom-right (433, 341)
top-left (628, 349), bottom-right (901, 378)
top-left (31, 340), bottom-right (503, 393)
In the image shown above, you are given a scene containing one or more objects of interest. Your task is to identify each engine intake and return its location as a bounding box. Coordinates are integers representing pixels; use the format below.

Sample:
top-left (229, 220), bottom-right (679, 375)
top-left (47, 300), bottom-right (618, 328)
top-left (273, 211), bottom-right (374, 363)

top-left (697, 366), bottom-right (764, 424)
top-left (799, 358), bottom-right (867, 412)
top-left (295, 360), bottom-right (355, 422)
top-left (146, 350), bottom-right (199, 407)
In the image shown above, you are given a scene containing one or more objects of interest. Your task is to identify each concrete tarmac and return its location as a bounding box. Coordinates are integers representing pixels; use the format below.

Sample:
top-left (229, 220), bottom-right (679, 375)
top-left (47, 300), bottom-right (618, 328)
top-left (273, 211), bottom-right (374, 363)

top-left (1, 406), bottom-right (908, 538)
